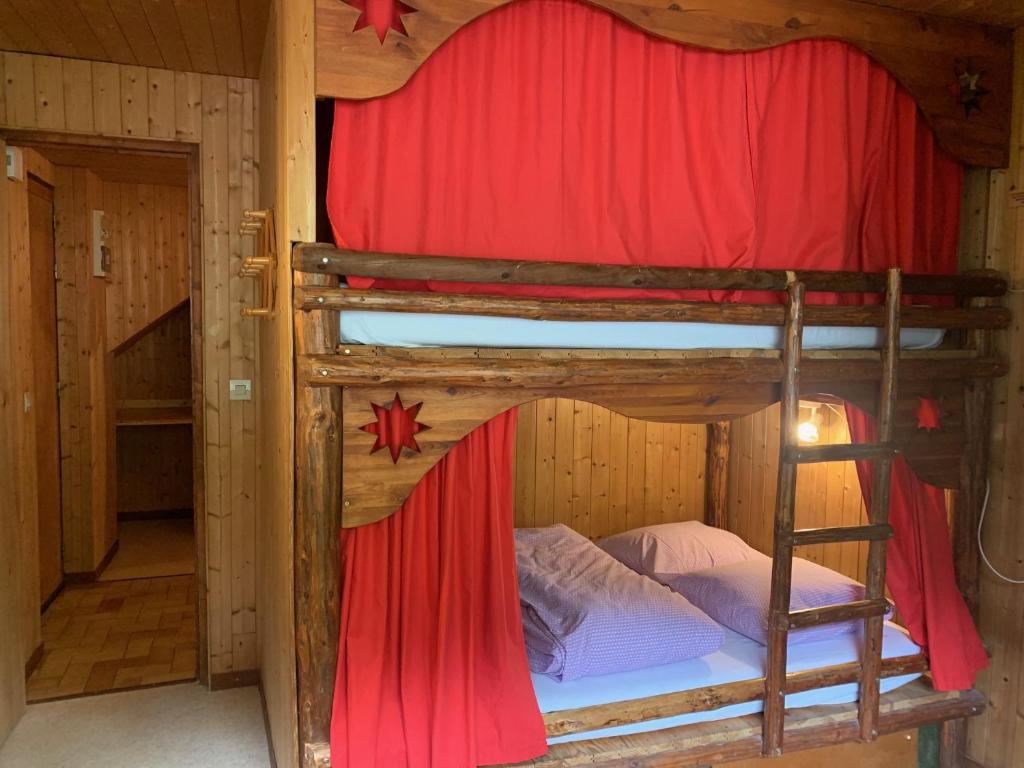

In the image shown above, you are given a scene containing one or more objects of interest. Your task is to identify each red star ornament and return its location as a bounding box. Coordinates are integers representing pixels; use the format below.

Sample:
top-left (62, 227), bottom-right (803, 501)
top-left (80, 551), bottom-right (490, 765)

top-left (345, 0), bottom-right (417, 44)
top-left (360, 393), bottom-right (430, 463)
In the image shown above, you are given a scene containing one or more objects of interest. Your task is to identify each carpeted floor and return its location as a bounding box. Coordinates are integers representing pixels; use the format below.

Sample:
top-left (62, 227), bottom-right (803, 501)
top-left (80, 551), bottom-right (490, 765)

top-left (0, 683), bottom-right (270, 768)
top-left (99, 519), bottom-right (195, 582)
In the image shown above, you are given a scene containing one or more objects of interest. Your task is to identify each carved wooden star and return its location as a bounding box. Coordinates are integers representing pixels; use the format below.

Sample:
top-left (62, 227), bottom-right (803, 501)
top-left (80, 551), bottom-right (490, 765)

top-left (345, 0), bottom-right (417, 44)
top-left (953, 67), bottom-right (990, 118)
top-left (360, 393), bottom-right (430, 463)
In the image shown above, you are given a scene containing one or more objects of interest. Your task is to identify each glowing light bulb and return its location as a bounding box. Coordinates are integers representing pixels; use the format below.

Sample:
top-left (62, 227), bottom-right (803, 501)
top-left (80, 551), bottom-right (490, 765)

top-left (798, 420), bottom-right (819, 443)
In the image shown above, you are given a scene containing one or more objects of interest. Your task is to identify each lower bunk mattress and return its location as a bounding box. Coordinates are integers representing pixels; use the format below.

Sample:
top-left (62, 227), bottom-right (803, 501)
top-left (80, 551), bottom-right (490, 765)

top-left (339, 309), bottom-right (945, 350)
top-left (534, 621), bottom-right (921, 744)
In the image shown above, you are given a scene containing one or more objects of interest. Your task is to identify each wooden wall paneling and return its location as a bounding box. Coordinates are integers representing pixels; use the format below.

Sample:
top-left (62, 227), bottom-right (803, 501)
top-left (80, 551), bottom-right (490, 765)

top-left (228, 75), bottom-right (257, 670)
top-left (173, 71), bottom-right (202, 142)
top-left (0, 55), bottom-right (6, 125)
top-left (61, 58), bottom-right (94, 133)
top-left (147, 68), bottom-right (176, 139)
top-left (7, 164), bottom-right (41, 668)
top-left (966, 30), bottom-right (1024, 768)
top-left (117, 425), bottom-right (194, 513)
top-left (534, 398), bottom-right (556, 528)
top-left (119, 65), bottom-right (148, 138)
top-left (257, 0), bottom-right (306, 761)
top-left (31, 56), bottom-right (64, 131)
top-left (90, 61), bottom-right (122, 136)
top-left (0, 133), bottom-right (28, 750)
top-left (314, 0), bottom-right (1013, 166)
top-left (513, 400), bottom-right (706, 538)
top-left (3, 53), bottom-right (36, 127)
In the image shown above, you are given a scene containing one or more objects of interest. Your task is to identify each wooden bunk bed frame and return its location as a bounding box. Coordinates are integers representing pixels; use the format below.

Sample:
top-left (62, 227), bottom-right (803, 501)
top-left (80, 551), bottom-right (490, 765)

top-left (292, 244), bottom-right (1006, 768)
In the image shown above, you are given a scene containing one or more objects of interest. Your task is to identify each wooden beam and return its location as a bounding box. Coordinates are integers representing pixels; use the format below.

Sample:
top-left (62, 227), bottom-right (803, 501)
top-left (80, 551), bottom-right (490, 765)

top-left (294, 271), bottom-right (342, 760)
top-left (704, 422), bottom-right (730, 529)
top-left (543, 654), bottom-right (928, 738)
top-left (296, 285), bottom-right (1011, 329)
top-left (293, 244), bottom-right (1008, 297)
top-left (301, 352), bottom-right (1007, 389)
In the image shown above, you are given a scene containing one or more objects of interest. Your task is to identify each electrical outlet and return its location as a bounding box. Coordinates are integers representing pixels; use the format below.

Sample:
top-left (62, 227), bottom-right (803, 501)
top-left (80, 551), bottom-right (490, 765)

top-left (229, 379), bottom-right (252, 401)
top-left (6, 147), bottom-right (24, 181)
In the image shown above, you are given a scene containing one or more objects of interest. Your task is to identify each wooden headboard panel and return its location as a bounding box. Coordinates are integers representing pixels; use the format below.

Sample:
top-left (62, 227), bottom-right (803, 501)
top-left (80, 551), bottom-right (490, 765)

top-left (315, 0), bottom-right (1013, 167)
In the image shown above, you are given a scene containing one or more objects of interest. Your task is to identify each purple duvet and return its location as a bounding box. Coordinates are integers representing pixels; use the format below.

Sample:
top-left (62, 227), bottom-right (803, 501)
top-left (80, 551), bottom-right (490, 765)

top-left (515, 525), bottom-right (725, 682)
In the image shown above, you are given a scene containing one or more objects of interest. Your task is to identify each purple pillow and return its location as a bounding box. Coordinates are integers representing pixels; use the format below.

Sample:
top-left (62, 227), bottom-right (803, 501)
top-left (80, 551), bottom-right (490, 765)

top-left (515, 525), bottom-right (725, 681)
top-left (670, 556), bottom-right (886, 645)
top-left (597, 521), bottom-right (759, 581)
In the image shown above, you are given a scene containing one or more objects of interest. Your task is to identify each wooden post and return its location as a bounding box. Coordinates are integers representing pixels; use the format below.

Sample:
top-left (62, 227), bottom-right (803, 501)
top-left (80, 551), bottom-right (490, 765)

top-left (762, 280), bottom-right (805, 756)
top-left (704, 421), bottom-right (731, 529)
top-left (858, 268), bottom-right (902, 743)
top-left (938, 718), bottom-right (967, 768)
top-left (294, 270), bottom-right (342, 767)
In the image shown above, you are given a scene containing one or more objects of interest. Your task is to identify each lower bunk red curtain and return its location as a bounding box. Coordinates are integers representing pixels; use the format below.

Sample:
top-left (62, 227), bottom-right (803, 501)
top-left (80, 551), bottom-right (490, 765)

top-left (844, 406), bottom-right (988, 691)
top-left (330, 410), bottom-right (547, 767)
top-left (327, 0), bottom-right (982, 765)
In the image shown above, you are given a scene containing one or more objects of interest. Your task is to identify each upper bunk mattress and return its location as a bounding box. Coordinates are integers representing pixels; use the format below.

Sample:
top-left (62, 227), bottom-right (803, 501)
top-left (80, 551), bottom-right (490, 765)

top-left (339, 311), bottom-right (945, 350)
top-left (535, 621), bottom-right (921, 744)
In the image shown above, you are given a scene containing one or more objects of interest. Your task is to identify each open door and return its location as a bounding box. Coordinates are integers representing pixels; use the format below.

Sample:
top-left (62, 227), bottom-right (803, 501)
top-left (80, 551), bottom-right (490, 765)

top-left (27, 176), bottom-right (63, 607)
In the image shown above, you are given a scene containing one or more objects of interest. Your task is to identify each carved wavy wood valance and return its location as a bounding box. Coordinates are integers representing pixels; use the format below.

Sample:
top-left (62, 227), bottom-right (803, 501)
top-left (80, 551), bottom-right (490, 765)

top-left (315, 0), bottom-right (1013, 167)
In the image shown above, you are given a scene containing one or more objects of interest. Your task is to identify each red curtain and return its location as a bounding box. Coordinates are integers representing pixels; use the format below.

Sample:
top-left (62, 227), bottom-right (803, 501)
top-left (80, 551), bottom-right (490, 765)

top-left (331, 410), bottom-right (547, 767)
top-left (328, 1), bottom-right (976, 764)
top-left (845, 406), bottom-right (987, 691)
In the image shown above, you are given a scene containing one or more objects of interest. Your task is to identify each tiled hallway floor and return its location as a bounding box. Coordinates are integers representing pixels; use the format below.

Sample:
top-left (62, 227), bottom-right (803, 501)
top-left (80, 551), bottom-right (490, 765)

top-left (26, 575), bottom-right (197, 702)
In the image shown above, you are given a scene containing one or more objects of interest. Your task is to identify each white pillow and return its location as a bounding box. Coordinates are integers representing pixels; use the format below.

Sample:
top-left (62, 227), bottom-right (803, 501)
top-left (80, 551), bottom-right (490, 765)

top-left (597, 521), bottom-right (759, 581)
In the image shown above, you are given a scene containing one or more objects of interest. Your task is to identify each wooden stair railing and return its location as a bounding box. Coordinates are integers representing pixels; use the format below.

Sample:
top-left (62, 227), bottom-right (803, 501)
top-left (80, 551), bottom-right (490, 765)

top-left (762, 268), bottom-right (902, 756)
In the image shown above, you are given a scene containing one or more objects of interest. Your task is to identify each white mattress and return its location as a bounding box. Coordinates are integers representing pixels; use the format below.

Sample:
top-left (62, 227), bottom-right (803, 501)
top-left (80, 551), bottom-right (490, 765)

top-left (535, 622), bottom-right (922, 744)
top-left (339, 311), bottom-right (945, 350)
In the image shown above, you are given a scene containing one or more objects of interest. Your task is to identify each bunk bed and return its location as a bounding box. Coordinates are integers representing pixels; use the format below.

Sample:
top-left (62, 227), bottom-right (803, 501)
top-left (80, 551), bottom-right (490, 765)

top-left (292, 1), bottom-right (1017, 766)
top-left (292, 246), bottom-right (1005, 767)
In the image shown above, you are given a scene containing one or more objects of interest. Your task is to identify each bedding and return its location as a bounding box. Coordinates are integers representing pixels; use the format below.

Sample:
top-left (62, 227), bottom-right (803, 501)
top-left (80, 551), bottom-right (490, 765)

top-left (671, 556), bottom-right (888, 645)
top-left (338, 307), bottom-right (946, 350)
top-left (534, 621), bottom-right (922, 744)
top-left (597, 521), bottom-right (759, 579)
top-left (515, 525), bottom-right (725, 681)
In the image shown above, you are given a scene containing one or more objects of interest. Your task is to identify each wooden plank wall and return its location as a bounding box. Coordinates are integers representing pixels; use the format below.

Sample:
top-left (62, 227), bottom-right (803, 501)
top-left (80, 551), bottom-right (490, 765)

top-left (0, 134), bottom-right (27, 749)
top-left (726, 404), bottom-right (869, 583)
top-left (514, 400), bottom-right (707, 538)
top-left (963, 30), bottom-right (1024, 768)
top-left (103, 181), bottom-right (190, 351)
top-left (255, 0), bottom-right (313, 764)
top-left (0, 52), bottom-right (260, 681)
top-left (115, 304), bottom-right (193, 515)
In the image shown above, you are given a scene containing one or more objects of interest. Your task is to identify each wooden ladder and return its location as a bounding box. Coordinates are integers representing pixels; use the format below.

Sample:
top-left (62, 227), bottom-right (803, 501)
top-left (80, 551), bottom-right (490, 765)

top-left (762, 268), bottom-right (902, 756)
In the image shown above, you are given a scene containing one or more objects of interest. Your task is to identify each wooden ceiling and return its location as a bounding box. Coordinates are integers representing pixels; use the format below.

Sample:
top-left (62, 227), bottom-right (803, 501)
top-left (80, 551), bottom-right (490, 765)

top-left (32, 145), bottom-right (188, 186)
top-left (0, 0), bottom-right (271, 78)
top-left (852, 0), bottom-right (1024, 26)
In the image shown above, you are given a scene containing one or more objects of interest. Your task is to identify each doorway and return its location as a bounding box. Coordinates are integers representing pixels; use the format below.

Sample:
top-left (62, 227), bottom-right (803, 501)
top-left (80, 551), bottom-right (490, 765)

top-left (3, 136), bottom-right (206, 702)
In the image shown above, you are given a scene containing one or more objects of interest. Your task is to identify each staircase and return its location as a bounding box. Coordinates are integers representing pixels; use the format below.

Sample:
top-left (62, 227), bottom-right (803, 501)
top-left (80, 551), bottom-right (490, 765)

top-left (762, 268), bottom-right (902, 756)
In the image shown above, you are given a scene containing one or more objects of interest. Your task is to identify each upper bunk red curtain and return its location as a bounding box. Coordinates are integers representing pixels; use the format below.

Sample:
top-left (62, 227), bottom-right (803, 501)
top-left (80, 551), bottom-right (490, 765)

top-left (845, 406), bottom-right (988, 691)
top-left (327, 1), bottom-right (975, 765)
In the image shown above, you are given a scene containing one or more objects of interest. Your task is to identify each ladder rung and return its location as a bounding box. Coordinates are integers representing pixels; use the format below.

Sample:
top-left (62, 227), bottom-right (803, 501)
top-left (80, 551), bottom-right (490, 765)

top-left (785, 598), bottom-right (890, 630)
top-left (784, 442), bottom-right (898, 464)
top-left (790, 523), bottom-right (893, 547)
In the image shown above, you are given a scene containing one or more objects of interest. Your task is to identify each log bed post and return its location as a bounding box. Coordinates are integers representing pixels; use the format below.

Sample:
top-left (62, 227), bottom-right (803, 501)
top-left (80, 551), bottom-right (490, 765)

top-left (704, 421), bottom-right (731, 529)
top-left (942, 299), bottom-right (995, 768)
top-left (294, 269), bottom-right (342, 768)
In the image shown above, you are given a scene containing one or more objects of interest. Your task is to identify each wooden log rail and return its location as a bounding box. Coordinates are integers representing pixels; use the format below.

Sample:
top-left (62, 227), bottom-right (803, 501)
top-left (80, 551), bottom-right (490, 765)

top-left (542, 654), bottom-right (928, 739)
top-left (300, 351), bottom-right (1007, 389)
top-left (295, 285), bottom-right (1010, 330)
top-left (293, 243), bottom-right (1007, 297)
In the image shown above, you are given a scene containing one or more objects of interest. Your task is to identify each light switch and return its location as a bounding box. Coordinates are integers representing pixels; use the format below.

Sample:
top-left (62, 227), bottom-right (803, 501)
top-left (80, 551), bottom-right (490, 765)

top-left (229, 379), bottom-right (252, 401)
